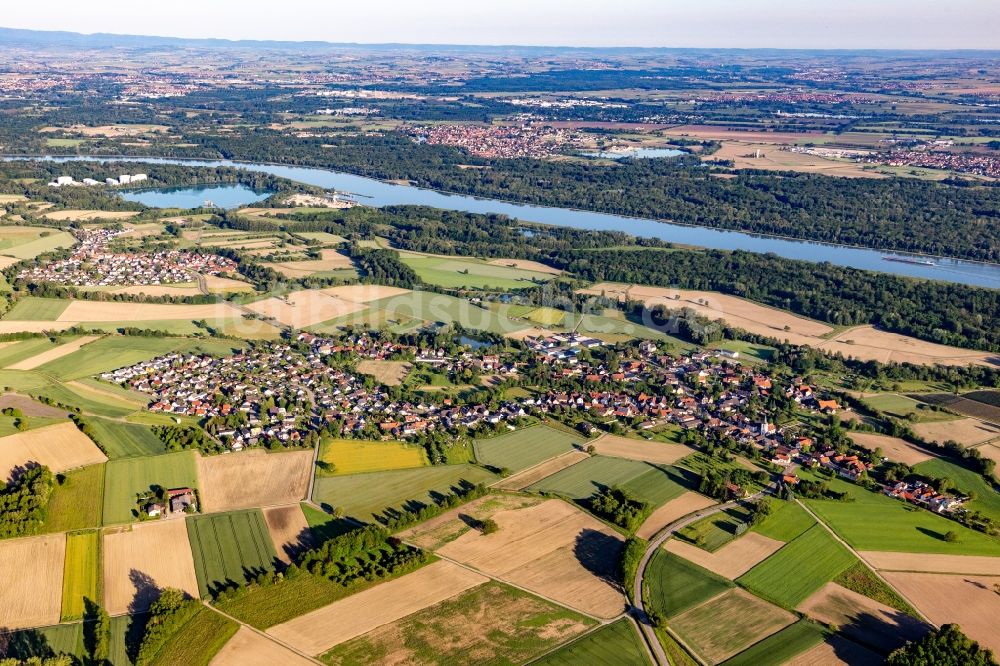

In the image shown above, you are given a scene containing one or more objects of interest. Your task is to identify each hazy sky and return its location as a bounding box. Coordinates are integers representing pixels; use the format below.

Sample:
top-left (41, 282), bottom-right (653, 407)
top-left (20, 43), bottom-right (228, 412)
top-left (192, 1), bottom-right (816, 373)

top-left (2, 0), bottom-right (998, 49)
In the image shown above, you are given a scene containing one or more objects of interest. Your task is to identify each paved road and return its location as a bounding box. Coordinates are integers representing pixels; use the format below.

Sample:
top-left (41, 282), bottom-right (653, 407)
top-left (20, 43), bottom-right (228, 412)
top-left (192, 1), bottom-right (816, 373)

top-left (630, 489), bottom-right (772, 666)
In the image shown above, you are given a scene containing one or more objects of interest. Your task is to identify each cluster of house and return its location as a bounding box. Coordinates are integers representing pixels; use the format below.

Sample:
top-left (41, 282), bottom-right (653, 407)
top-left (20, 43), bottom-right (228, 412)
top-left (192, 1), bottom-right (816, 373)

top-left (885, 480), bottom-right (964, 513)
top-left (522, 332), bottom-right (604, 362)
top-left (867, 148), bottom-right (1000, 179)
top-left (18, 227), bottom-right (236, 286)
top-left (46, 173), bottom-right (147, 187)
top-left (143, 487), bottom-right (196, 518)
top-left (406, 123), bottom-right (579, 159)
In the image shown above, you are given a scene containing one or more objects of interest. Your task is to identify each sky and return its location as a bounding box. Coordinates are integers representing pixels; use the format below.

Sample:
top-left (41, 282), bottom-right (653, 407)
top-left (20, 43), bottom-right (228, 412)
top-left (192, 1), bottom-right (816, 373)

top-left (1, 0), bottom-right (998, 50)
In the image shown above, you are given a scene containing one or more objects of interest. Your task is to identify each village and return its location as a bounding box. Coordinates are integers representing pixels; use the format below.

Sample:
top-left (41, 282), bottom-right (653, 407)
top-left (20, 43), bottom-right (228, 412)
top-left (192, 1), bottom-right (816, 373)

top-left (406, 123), bottom-right (580, 159)
top-left (17, 227), bottom-right (237, 286)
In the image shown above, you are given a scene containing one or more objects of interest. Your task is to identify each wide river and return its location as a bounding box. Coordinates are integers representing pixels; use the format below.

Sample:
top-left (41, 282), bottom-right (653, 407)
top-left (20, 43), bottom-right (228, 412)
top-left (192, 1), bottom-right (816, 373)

top-left (15, 155), bottom-right (1000, 289)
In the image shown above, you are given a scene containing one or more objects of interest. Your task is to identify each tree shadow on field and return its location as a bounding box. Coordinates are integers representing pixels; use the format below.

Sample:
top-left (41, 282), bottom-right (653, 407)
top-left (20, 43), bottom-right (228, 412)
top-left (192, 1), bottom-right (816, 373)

top-left (835, 608), bottom-right (933, 656)
top-left (573, 528), bottom-right (624, 585)
top-left (915, 526), bottom-right (950, 542)
top-left (128, 569), bottom-right (162, 614)
top-left (0, 626), bottom-right (55, 661)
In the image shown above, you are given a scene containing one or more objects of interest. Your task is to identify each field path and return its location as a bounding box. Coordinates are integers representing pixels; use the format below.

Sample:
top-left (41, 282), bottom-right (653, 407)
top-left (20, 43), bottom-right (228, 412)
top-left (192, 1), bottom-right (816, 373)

top-left (207, 602), bottom-right (322, 665)
top-left (794, 499), bottom-right (934, 625)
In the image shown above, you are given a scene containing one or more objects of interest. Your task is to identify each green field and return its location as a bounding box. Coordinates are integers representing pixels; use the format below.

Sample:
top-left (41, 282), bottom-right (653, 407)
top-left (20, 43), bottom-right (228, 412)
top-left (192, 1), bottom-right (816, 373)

top-left (362, 290), bottom-right (529, 336)
top-left (675, 505), bottom-right (755, 552)
top-left (0, 413), bottom-right (64, 437)
top-left (320, 581), bottom-right (596, 666)
top-left (914, 458), bottom-right (1000, 523)
top-left (473, 425), bottom-right (582, 472)
top-left (25, 376), bottom-right (137, 418)
top-left (312, 464), bottom-right (497, 523)
top-left (751, 500), bottom-right (816, 542)
top-left (0, 337), bottom-right (74, 367)
top-left (645, 550), bottom-right (733, 618)
top-left (803, 475), bottom-right (1000, 555)
top-left (0, 622), bottom-right (84, 661)
top-left (533, 619), bottom-right (652, 665)
top-left (187, 509), bottom-right (278, 597)
top-left (710, 340), bottom-right (776, 363)
top-left (142, 605), bottom-right (238, 666)
top-left (738, 524), bottom-right (857, 608)
top-left (60, 530), bottom-right (100, 621)
top-left (2, 231), bottom-right (76, 260)
top-left (864, 394), bottom-right (955, 421)
top-left (38, 336), bottom-right (228, 380)
top-left (42, 463), bottom-right (105, 533)
top-left (85, 417), bottom-right (165, 459)
top-left (527, 456), bottom-right (689, 509)
top-left (399, 254), bottom-right (554, 290)
top-left (102, 451), bottom-right (199, 525)
top-left (523, 306), bottom-right (567, 327)
top-left (317, 438), bottom-right (429, 476)
top-left (3, 297), bottom-right (70, 321)
top-left (721, 619), bottom-right (827, 666)
top-left (213, 570), bottom-right (348, 629)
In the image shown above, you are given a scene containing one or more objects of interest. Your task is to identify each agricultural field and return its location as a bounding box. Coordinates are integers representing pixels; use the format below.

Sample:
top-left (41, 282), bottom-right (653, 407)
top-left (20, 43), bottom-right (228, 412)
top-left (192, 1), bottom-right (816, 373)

top-left (493, 450), bottom-right (590, 491)
top-left (3, 297), bottom-right (70, 321)
top-left (0, 229), bottom-right (76, 259)
top-left (60, 530), bottom-right (100, 621)
top-left (84, 417), bottom-right (166, 458)
top-left (645, 550), bottom-right (733, 619)
top-left (0, 621), bottom-right (85, 662)
top-left (143, 604), bottom-right (238, 666)
top-left (880, 572), bottom-right (1000, 653)
top-left (399, 252), bottom-right (556, 290)
top-left (918, 392), bottom-right (1000, 422)
top-left (636, 491), bottom-right (717, 540)
top-left (211, 626), bottom-right (315, 666)
top-left (0, 337), bottom-right (75, 367)
top-left (317, 437), bottom-right (428, 476)
top-left (435, 499), bottom-right (627, 618)
top-left (796, 582), bottom-right (931, 654)
top-left (665, 532), bottom-right (785, 580)
top-left (318, 581), bottom-right (594, 666)
top-left (0, 421), bottom-right (107, 480)
top-left (591, 434), bottom-right (692, 465)
top-left (786, 636), bottom-right (883, 666)
top-left (263, 504), bottom-right (312, 564)
top-left (737, 523), bottom-right (857, 608)
top-left (802, 475), bottom-right (1000, 556)
top-left (671, 505), bottom-right (754, 553)
top-left (265, 249), bottom-right (356, 279)
top-left (35, 335), bottom-right (234, 381)
top-left (354, 359), bottom-right (411, 385)
top-left (473, 424), bottom-right (583, 472)
top-left (750, 499), bottom-right (816, 542)
top-left (361, 289), bottom-right (529, 336)
top-left (525, 455), bottom-right (688, 509)
top-left (102, 518), bottom-right (200, 615)
top-left (862, 393), bottom-right (957, 422)
top-left (42, 463), bottom-right (105, 533)
top-left (859, 551), bottom-right (1000, 575)
top-left (102, 450), bottom-right (199, 525)
top-left (533, 619), bottom-right (651, 666)
top-left (246, 289), bottom-right (366, 328)
top-left (400, 494), bottom-right (544, 550)
top-left (913, 418), bottom-right (1000, 446)
top-left (197, 449), bottom-right (312, 513)
top-left (6, 335), bottom-right (100, 371)
top-left (848, 432), bottom-right (932, 466)
top-left (0, 533), bottom-right (66, 630)
top-left (269, 560), bottom-right (488, 656)
top-left (670, 588), bottom-right (795, 664)
top-left (311, 463), bottom-right (497, 523)
top-left (187, 509), bottom-right (278, 597)
top-left (721, 619), bottom-right (827, 666)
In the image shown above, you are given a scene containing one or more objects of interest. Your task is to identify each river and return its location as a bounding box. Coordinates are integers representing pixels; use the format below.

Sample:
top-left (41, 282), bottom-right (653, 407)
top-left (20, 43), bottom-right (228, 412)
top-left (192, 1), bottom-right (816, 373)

top-left (13, 155), bottom-right (1000, 289)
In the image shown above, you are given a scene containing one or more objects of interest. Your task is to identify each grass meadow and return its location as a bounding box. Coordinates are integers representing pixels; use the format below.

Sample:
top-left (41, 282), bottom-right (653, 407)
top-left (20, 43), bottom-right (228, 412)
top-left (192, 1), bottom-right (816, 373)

top-left (473, 424), bottom-right (582, 472)
top-left (42, 463), bottom-right (105, 533)
top-left (60, 530), bottom-right (100, 621)
top-left (526, 456), bottom-right (689, 509)
top-left (720, 619), bottom-right (827, 666)
top-left (85, 417), bottom-right (165, 458)
top-left (187, 509), bottom-right (278, 598)
top-left (317, 438), bottom-right (429, 476)
top-left (102, 451), bottom-right (199, 525)
top-left (751, 499), bottom-right (816, 542)
top-left (645, 550), bottom-right (733, 619)
top-left (533, 619), bottom-right (652, 665)
top-left (3, 297), bottom-right (70, 321)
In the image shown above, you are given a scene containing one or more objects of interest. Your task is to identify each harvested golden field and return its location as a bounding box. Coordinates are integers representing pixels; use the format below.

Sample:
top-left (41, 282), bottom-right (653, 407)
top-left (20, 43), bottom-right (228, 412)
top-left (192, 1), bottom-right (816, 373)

top-left (0, 256), bottom-right (22, 269)
top-left (7, 335), bottom-right (100, 370)
top-left (976, 443), bottom-right (1000, 471)
top-left (709, 141), bottom-right (880, 178)
top-left (503, 326), bottom-right (558, 341)
top-left (107, 285), bottom-right (199, 297)
top-left (56, 300), bottom-right (240, 322)
top-left (265, 250), bottom-right (354, 278)
top-left (577, 283), bottom-right (831, 346)
top-left (0, 422), bottom-right (107, 480)
top-left (210, 626), bottom-right (314, 666)
top-left (262, 504), bottom-right (312, 564)
top-left (818, 326), bottom-right (997, 368)
top-left (320, 284), bottom-right (411, 303)
top-left (355, 359), bottom-right (412, 386)
top-left (493, 450), bottom-right (589, 491)
top-left (797, 582), bottom-right (931, 654)
top-left (0, 533), bottom-right (66, 629)
top-left (861, 551), bottom-right (1000, 575)
top-left (267, 560), bottom-right (488, 655)
top-left (204, 275), bottom-right (256, 293)
top-left (436, 499), bottom-right (626, 618)
top-left (485, 258), bottom-right (562, 275)
top-left (43, 210), bottom-right (139, 222)
top-left (636, 492), bottom-right (717, 540)
top-left (848, 432), bottom-right (932, 466)
top-left (246, 290), bottom-right (365, 328)
top-left (664, 532), bottom-right (784, 579)
top-left (665, 124), bottom-right (825, 144)
top-left (399, 494), bottom-right (544, 550)
top-left (197, 450), bottom-right (312, 513)
top-left (882, 572), bottom-right (1000, 653)
top-left (912, 419), bottom-right (1000, 446)
top-left (592, 434), bottom-right (691, 465)
top-left (671, 588), bottom-right (795, 664)
top-left (103, 519), bottom-right (200, 615)
top-left (786, 636), bottom-right (882, 666)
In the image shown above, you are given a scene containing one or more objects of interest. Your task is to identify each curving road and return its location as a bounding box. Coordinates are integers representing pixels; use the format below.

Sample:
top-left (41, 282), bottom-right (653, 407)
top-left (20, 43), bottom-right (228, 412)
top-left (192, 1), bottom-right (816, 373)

top-left (630, 489), bottom-right (772, 666)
